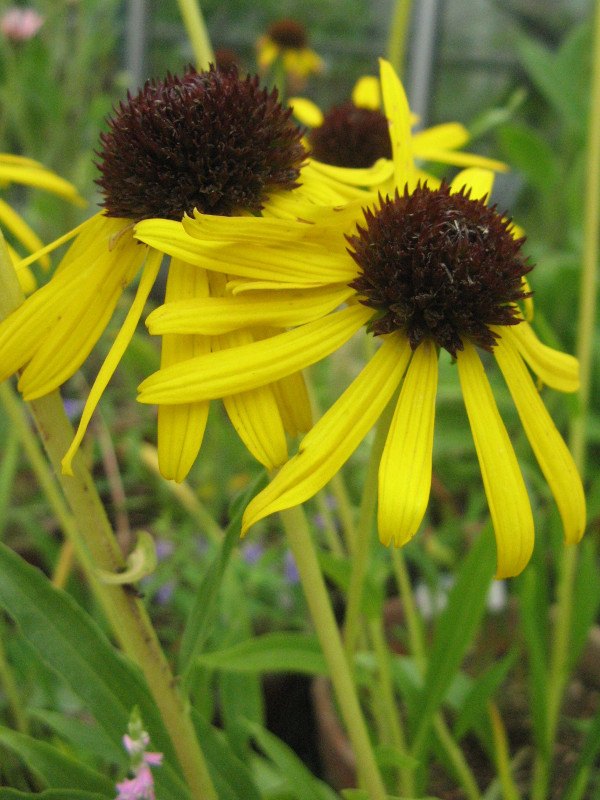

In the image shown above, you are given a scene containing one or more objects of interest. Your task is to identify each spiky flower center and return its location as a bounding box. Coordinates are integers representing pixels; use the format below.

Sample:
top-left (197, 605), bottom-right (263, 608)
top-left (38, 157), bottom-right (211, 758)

top-left (267, 19), bottom-right (307, 49)
top-left (347, 182), bottom-right (532, 357)
top-left (97, 65), bottom-right (306, 221)
top-left (309, 102), bottom-right (392, 168)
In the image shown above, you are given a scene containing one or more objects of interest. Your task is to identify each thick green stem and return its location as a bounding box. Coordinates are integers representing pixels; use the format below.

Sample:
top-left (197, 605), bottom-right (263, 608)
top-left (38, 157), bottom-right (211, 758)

top-left (177, 0), bottom-right (215, 70)
top-left (343, 397), bottom-right (396, 658)
top-left (280, 505), bottom-right (387, 800)
top-left (531, 4), bottom-right (600, 799)
top-left (0, 231), bottom-right (218, 800)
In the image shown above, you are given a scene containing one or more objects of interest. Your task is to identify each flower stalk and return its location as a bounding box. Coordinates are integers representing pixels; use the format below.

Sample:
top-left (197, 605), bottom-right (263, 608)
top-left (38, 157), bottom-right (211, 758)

top-left (0, 229), bottom-right (218, 800)
top-left (177, 0), bottom-right (215, 70)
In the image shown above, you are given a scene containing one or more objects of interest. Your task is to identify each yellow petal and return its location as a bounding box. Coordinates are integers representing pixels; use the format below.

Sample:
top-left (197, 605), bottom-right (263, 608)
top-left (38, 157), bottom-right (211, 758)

top-left (157, 260), bottom-right (210, 482)
top-left (138, 305), bottom-right (372, 404)
top-left (61, 249), bottom-right (163, 475)
top-left (450, 168), bottom-right (494, 201)
top-left (493, 337), bottom-right (585, 544)
top-left (352, 76), bottom-right (381, 110)
top-left (307, 158), bottom-right (395, 188)
top-left (271, 369), bottom-right (313, 436)
top-left (215, 329), bottom-right (288, 469)
top-left (146, 284), bottom-right (353, 335)
top-left (18, 233), bottom-right (146, 399)
top-left (413, 122), bottom-right (469, 152)
top-left (378, 340), bottom-right (438, 547)
top-left (242, 335), bottom-right (411, 534)
top-left (0, 162), bottom-right (85, 205)
top-left (379, 58), bottom-right (414, 187)
top-left (499, 323), bottom-right (579, 393)
top-left (417, 149), bottom-right (508, 173)
top-left (456, 340), bottom-right (534, 578)
top-left (288, 97), bottom-right (324, 127)
top-left (0, 197), bottom-right (49, 269)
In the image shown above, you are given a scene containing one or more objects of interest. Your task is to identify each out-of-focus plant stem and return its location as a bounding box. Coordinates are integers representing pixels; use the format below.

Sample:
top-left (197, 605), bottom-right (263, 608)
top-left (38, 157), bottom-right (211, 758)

top-left (177, 0), bottom-right (215, 70)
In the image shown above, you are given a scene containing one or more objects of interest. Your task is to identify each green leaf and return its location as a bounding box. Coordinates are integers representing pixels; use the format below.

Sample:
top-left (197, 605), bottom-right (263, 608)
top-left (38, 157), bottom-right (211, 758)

top-left (192, 712), bottom-right (262, 800)
top-left (561, 703), bottom-right (600, 800)
top-left (195, 632), bottom-right (327, 675)
top-left (179, 471), bottom-right (268, 678)
top-left (243, 719), bottom-right (339, 800)
top-left (0, 727), bottom-right (113, 795)
top-left (497, 123), bottom-right (560, 190)
top-left (410, 530), bottom-right (496, 757)
top-left (318, 551), bottom-right (384, 619)
top-left (27, 708), bottom-right (124, 766)
top-left (569, 538), bottom-right (600, 677)
top-left (0, 542), bottom-right (189, 800)
top-left (519, 568), bottom-right (548, 748)
top-left (452, 649), bottom-right (519, 740)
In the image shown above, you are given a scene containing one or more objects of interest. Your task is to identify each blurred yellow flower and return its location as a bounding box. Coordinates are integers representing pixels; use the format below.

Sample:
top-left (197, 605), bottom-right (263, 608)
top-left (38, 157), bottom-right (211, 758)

top-left (257, 19), bottom-right (323, 92)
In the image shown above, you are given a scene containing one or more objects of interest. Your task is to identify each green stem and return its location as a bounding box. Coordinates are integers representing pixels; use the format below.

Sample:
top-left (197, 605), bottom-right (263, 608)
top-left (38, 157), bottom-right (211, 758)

top-left (387, 0), bottom-right (414, 78)
top-left (368, 618), bottom-right (414, 796)
top-left (343, 396), bottom-right (396, 658)
top-left (531, 4), bottom-right (600, 799)
top-left (177, 0), bottom-right (215, 70)
top-left (391, 548), bottom-right (427, 671)
top-left (279, 504), bottom-right (387, 800)
top-left (0, 231), bottom-right (218, 800)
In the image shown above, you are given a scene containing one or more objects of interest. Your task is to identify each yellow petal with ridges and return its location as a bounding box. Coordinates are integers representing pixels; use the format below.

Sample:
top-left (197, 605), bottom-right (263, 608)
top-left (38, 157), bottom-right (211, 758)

top-left (450, 168), bottom-right (494, 201)
top-left (157, 260), bottom-right (210, 482)
top-left (19, 236), bottom-right (147, 399)
top-left (288, 97), bottom-right (324, 127)
top-left (0, 197), bottom-right (49, 269)
top-left (457, 340), bottom-right (534, 578)
top-left (499, 323), bottom-right (579, 393)
top-left (307, 158), bottom-right (395, 188)
top-left (0, 163), bottom-right (85, 205)
top-left (352, 75), bottom-right (381, 109)
top-left (417, 149), bottom-right (508, 173)
top-left (61, 249), bottom-right (163, 475)
top-left (146, 285), bottom-right (353, 335)
top-left (138, 305), bottom-right (372, 404)
top-left (215, 328), bottom-right (287, 469)
top-left (379, 58), bottom-right (414, 187)
top-left (378, 340), bottom-right (438, 547)
top-left (271, 369), bottom-right (313, 437)
top-left (241, 335), bottom-right (411, 534)
top-left (493, 337), bottom-right (585, 544)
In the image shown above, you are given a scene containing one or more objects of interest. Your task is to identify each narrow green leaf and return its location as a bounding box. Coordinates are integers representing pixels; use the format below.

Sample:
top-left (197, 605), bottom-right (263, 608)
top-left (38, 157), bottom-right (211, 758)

top-left (192, 711), bottom-right (262, 800)
top-left (195, 632), bottom-right (327, 675)
top-left (560, 704), bottom-right (600, 800)
top-left (411, 530), bottom-right (495, 757)
top-left (0, 542), bottom-right (189, 800)
top-left (497, 123), bottom-right (560, 190)
top-left (569, 538), bottom-right (600, 677)
top-left (519, 568), bottom-right (548, 749)
top-left (0, 727), bottom-right (113, 795)
top-left (28, 708), bottom-right (124, 766)
top-left (243, 719), bottom-right (339, 800)
top-left (453, 649), bottom-right (519, 741)
top-left (179, 471), bottom-right (268, 678)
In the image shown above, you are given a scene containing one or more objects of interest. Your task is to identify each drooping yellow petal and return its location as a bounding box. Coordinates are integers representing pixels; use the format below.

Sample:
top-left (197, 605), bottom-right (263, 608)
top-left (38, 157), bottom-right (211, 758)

top-left (416, 148), bottom-right (508, 173)
top-left (450, 168), bottom-right (494, 201)
top-left (0, 162), bottom-right (85, 205)
top-left (379, 58), bottom-right (414, 187)
top-left (352, 75), bottom-right (381, 110)
top-left (18, 229), bottom-right (147, 399)
top-left (499, 323), bottom-right (579, 393)
top-left (146, 284), bottom-right (353, 335)
top-left (6, 243), bottom-right (36, 294)
top-left (157, 259), bottom-right (210, 482)
top-left (215, 328), bottom-right (288, 469)
top-left (138, 305), bottom-right (372, 404)
top-left (288, 97), bottom-right (324, 127)
top-left (378, 340), bottom-right (438, 547)
top-left (457, 340), bottom-right (534, 578)
top-left (242, 335), bottom-right (411, 534)
top-left (61, 249), bottom-right (163, 475)
top-left (0, 197), bottom-right (50, 269)
top-left (493, 337), bottom-right (585, 544)
top-left (271, 369), bottom-right (313, 437)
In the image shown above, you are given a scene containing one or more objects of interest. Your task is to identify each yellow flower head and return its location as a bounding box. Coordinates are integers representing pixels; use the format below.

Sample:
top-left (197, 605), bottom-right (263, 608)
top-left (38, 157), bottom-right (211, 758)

top-left (0, 153), bottom-right (85, 292)
top-left (0, 65), bottom-right (366, 482)
top-left (137, 60), bottom-right (585, 578)
top-left (257, 19), bottom-right (324, 85)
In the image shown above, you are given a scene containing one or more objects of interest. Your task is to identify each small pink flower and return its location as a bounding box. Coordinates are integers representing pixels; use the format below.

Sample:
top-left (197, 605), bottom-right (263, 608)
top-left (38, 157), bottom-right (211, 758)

top-left (1, 7), bottom-right (44, 42)
top-left (116, 764), bottom-right (156, 800)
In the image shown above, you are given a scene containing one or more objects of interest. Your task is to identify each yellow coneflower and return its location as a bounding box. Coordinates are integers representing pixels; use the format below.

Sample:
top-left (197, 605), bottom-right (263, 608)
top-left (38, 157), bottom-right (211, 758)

top-left (256, 19), bottom-right (323, 91)
top-left (137, 60), bottom-right (585, 578)
top-left (0, 65), bottom-right (369, 482)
